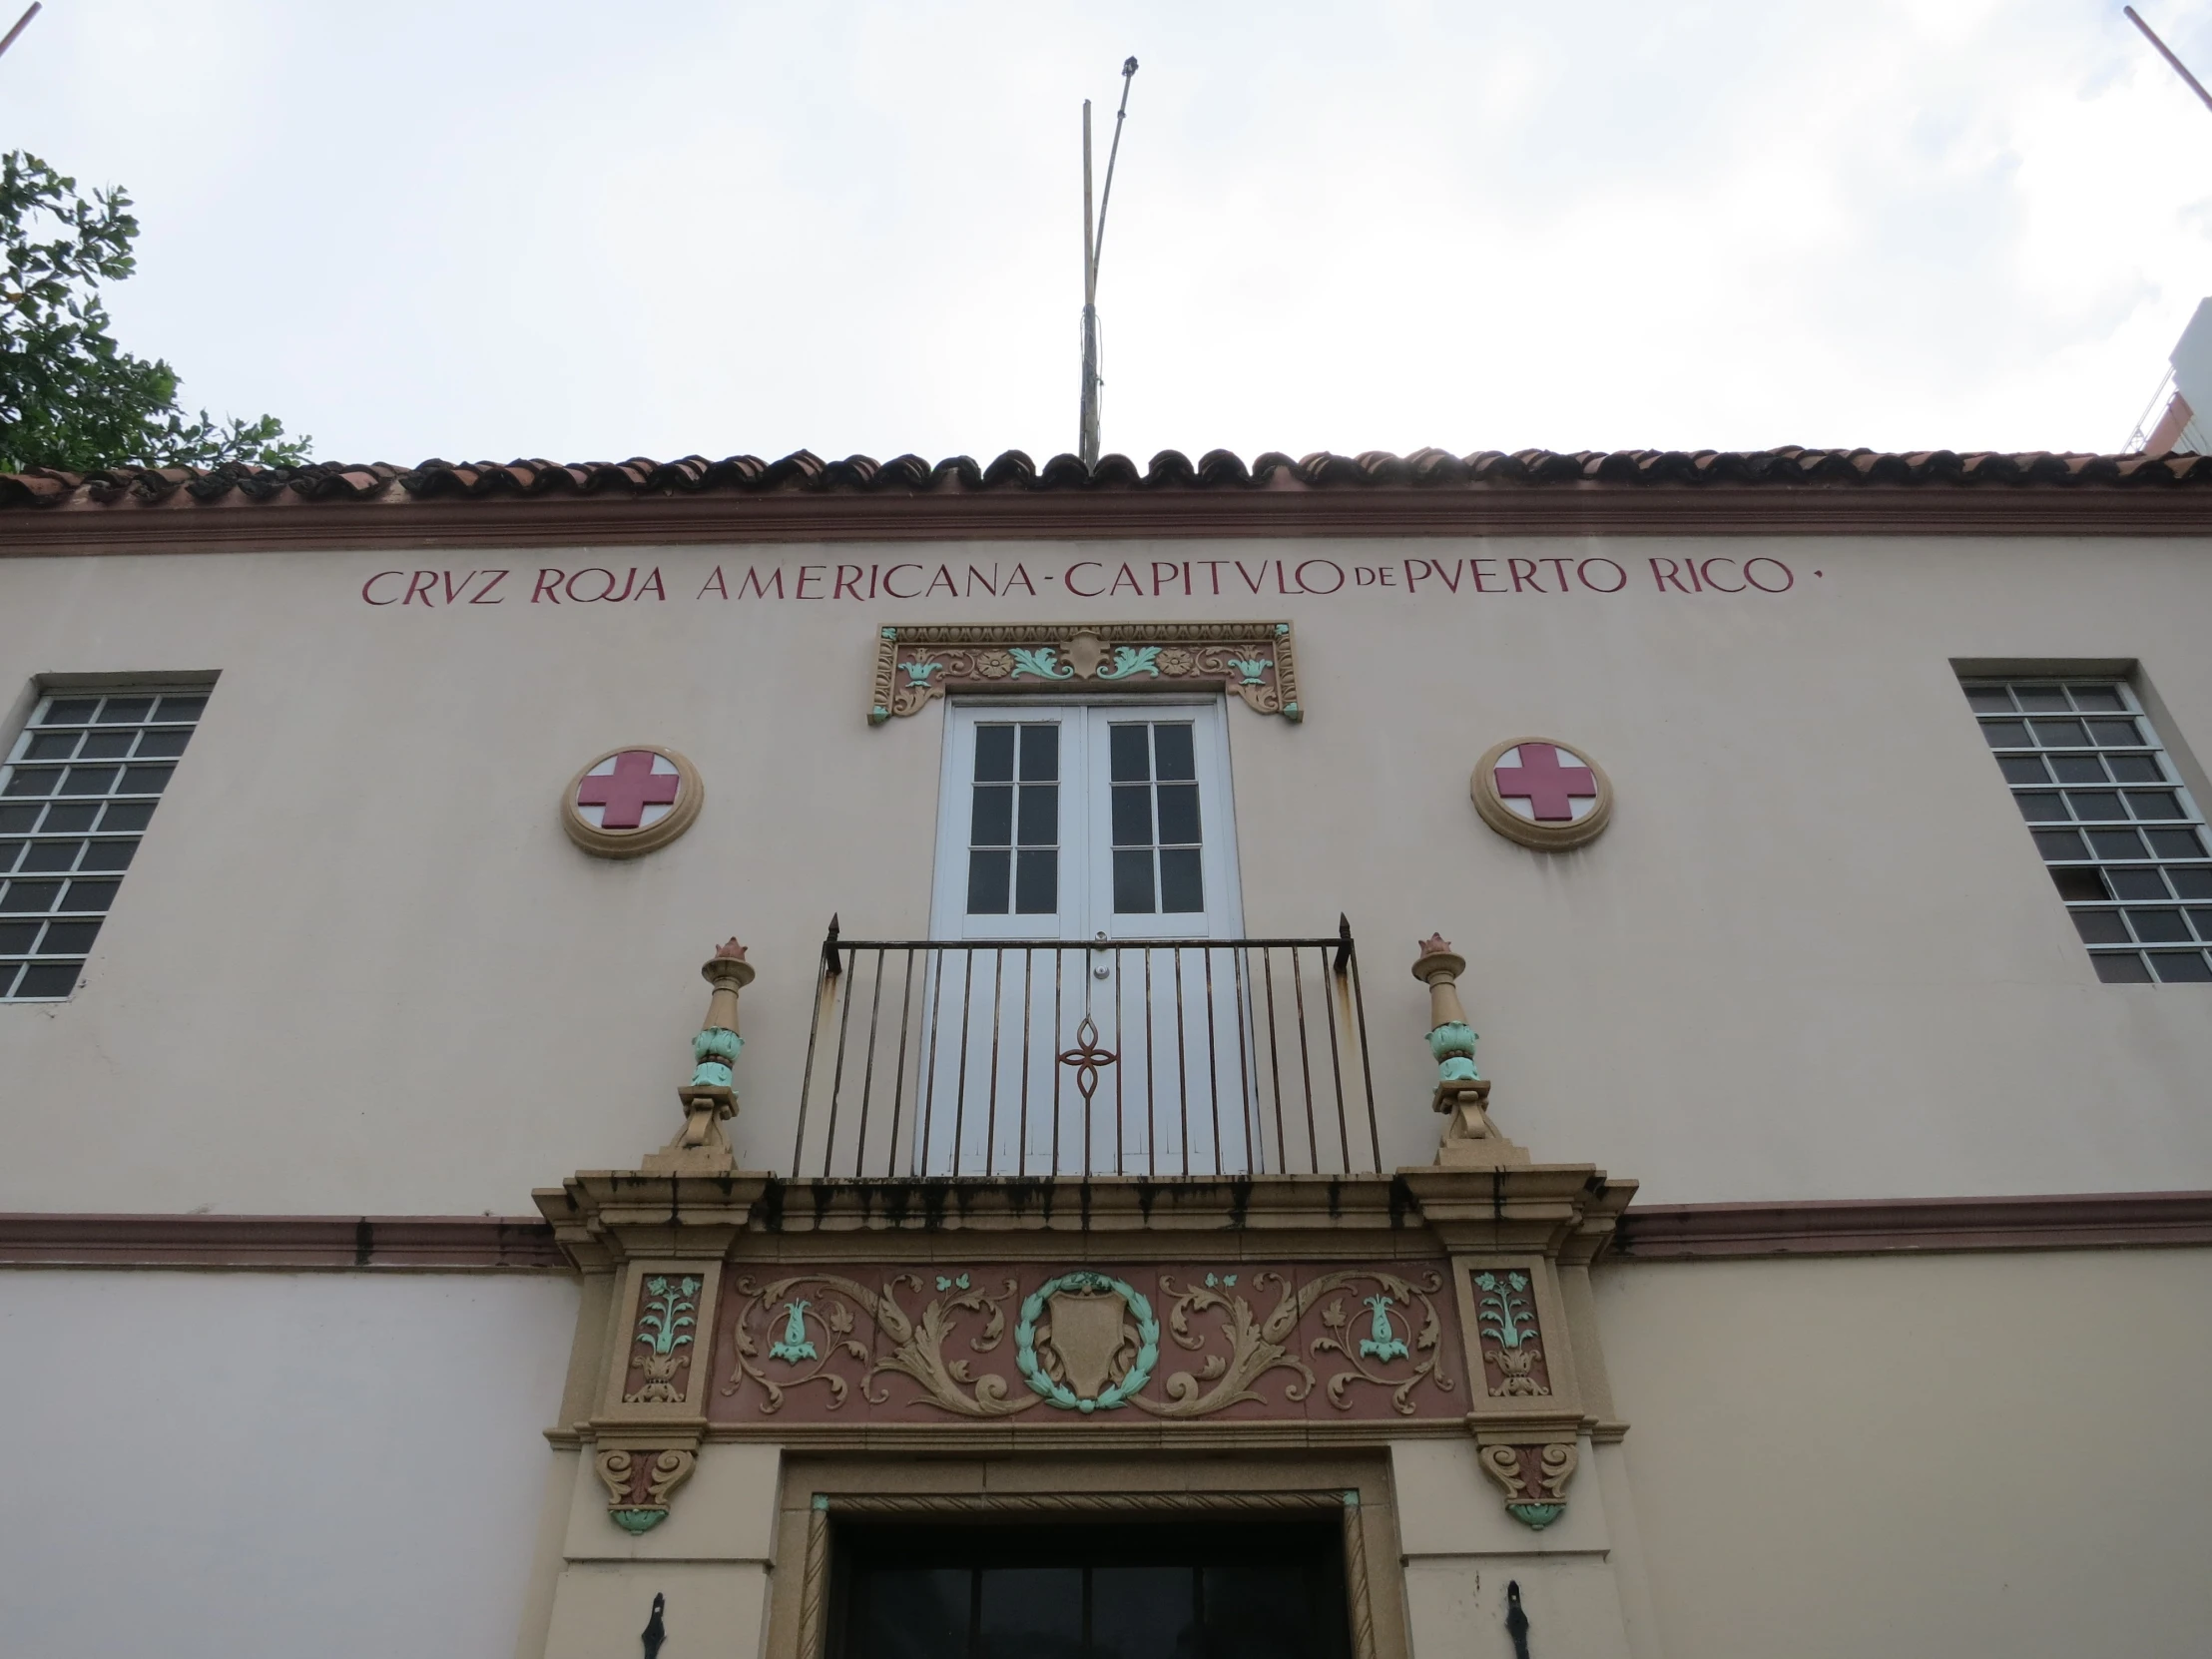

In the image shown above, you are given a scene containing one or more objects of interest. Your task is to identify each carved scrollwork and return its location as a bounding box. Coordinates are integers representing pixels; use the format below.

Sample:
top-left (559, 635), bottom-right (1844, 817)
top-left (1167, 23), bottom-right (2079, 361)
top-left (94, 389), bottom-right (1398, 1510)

top-left (869, 623), bottom-right (1303, 725)
top-left (1477, 1441), bottom-right (1579, 1531)
top-left (1307, 1269), bottom-right (1456, 1414)
top-left (1133, 1271), bottom-right (1315, 1417)
top-left (595, 1447), bottom-right (698, 1535)
top-left (722, 1276), bottom-right (873, 1413)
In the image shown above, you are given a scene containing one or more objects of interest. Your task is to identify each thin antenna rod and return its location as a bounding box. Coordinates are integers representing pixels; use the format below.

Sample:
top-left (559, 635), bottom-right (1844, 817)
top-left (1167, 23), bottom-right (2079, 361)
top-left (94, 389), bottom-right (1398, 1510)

top-left (0, 3), bottom-right (42, 61)
top-left (2127, 7), bottom-right (2212, 116)
top-left (1079, 55), bottom-right (1138, 469)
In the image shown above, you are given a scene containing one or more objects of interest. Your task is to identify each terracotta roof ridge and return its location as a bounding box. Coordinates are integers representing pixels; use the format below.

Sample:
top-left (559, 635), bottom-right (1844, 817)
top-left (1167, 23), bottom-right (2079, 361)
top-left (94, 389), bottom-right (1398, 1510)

top-left (5, 446), bottom-right (2210, 509)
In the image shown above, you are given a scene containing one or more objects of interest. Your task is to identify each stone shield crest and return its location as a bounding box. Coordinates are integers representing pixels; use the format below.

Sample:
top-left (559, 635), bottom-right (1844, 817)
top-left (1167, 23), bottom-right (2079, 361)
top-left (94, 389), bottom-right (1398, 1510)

top-left (1014, 1272), bottom-right (1159, 1412)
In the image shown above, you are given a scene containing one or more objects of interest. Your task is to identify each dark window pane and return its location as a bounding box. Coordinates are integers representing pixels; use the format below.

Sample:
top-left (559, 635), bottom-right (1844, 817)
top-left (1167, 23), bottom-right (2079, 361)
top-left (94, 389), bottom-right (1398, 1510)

top-left (2014, 793), bottom-right (2066, 822)
top-left (2032, 830), bottom-right (2086, 860)
top-left (0, 880), bottom-right (61, 912)
top-left (23, 732), bottom-right (78, 761)
top-left (2094, 952), bottom-right (2152, 983)
top-left (134, 728), bottom-right (190, 759)
top-left (1113, 848), bottom-right (1155, 913)
top-left (59, 766), bottom-right (119, 796)
top-left (3, 769), bottom-right (60, 798)
top-left (1013, 849), bottom-right (1057, 914)
top-left (62, 880), bottom-right (118, 913)
top-left (859, 1567), bottom-right (970, 1659)
top-left (2070, 686), bottom-right (2125, 711)
top-left (1159, 848), bottom-right (1204, 913)
top-left (2071, 909), bottom-right (2129, 944)
top-left (2066, 792), bottom-right (2124, 821)
top-left (966, 849), bottom-right (1010, 914)
top-left (2151, 951), bottom-right (2212, 983)
top-left (2110, 868), bottom-right (2171, 899)
top-left (1112, 785), bottom-right (1153, 847)
top-left (2051, 866), bottom-right (2111, 901)
top-left (1964, 687), bottom-right (2014, 713)
top-left (2087, 830), bottom-right (2147, 859)
top-left (2189, 909), bottom-right (2212, 940)
top-left (1152, 723), bottom-right (1197, 782)
top-left (1981, 721), bottom-right (2030, 748)
top-left (2031, 720), bottom-right (2089, 748)
top-left (0, 922), bottom-right (36, 952)
top-left (1204, 1562), bottom-right (1327, 1659)
top-left (95, 698), bottom-right (152, 724)
top-left (120, 765), bottom-right (173, 795)
top-left (2051, 756), bottom-right (2107, 784)
top-left (75, 839), bottom-right (136, 872)
top-left (974, 726), bottom-right (1015, 783)
top-left (1017, 724), bottom-right (1058, 782)
top-left (1156, 784), bottom-right (1202, 844)
top-left (38, 699), bottom-right (98, 725)
top-left (2086, 720), bottom-right (2141, 747)
top-left (2173, 868), bottom-right (2212, 899)
top-left (2014, 685), bottom-right (2069, 711)
top-left (1016, 784), bottom-right (1057, 846)
top-left (1092, 1566), bottom-right (1196, 1659)
top-left (14, 961), bottom-right (78, 997)
top-left (0, 842), bottom-right (14, 873)
top-left (1109, 723), bottom-right (1150, 782)
top-left (970, 785), bottom-right (1013, 847)
top-left (2127, 909), bottom-right (2190, 943)
top-left (2106, 755), bottom-right (2162, 783)
top-left (1998, 756), bottom-right (2049, 785)
top-left (76, 732), bottom-right (131, 760)
top-left (21, 841), bottom-right (80, 873)
top-left (976, 1566), bottom-right (1082, 1659)
top-left (2128, 792), bottom-right (2184, 820)
top-left (0, 962), bottom-right (16, 996)
top-left (2146, 828), bottom-right (2206, 858)
top-left (38, 919), bottom-right (100, 955)
top-left (97, 802), bottom-right (153, 832)
top-left (154, 696), bottom-right (206, 722)
top-left (0, 806), bottom-right (35, 832)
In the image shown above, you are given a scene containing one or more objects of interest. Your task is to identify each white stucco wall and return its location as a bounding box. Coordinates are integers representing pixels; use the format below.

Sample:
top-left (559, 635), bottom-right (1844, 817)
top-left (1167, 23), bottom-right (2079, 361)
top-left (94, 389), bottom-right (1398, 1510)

top-left (0, 533), bottom-right (2208, 1210)
top-left (0, 1271), bottom-right (579, 1659)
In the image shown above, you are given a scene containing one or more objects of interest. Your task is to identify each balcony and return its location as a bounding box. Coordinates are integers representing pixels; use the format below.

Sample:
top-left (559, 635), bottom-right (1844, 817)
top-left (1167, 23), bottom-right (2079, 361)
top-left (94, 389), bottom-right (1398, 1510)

top-left (790, 919), bottom-right (1382, 1180)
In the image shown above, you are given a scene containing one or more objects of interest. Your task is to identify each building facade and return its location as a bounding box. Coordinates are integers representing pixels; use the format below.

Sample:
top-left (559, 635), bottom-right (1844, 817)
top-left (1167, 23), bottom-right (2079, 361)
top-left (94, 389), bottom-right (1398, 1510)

top-left (3, 446), bottom-right (2211, 1659)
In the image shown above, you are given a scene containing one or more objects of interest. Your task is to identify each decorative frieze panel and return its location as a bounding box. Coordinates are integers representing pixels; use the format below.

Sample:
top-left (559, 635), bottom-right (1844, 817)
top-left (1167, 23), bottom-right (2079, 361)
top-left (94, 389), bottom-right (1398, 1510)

top-left (710, 1261), bottom-right (1457, 1425)
top-left (867, 622), bottom-right (1302, 724)
top-left (1469, 1269), bottom-right (1552, 1397)
top-left (622, 1274), bottom-right (704, 1404)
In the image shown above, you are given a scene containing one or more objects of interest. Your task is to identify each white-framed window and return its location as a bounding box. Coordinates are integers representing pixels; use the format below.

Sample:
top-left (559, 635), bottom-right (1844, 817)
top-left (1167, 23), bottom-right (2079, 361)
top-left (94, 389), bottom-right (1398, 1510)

top-left (0, 686), bottom-right (209, 1001)
top-left (1963, 676), bottom-right (2212, 983)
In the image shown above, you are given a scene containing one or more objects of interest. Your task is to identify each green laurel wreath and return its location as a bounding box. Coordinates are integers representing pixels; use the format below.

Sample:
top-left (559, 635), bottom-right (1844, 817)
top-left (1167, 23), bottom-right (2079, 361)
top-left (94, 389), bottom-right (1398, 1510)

top-left (1013, 1271), bottom-right (1160, 1412)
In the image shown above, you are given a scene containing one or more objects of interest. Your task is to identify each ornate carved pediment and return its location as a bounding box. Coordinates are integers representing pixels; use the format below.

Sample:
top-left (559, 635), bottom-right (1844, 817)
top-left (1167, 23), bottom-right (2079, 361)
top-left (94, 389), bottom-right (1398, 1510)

top-left (868, 622), bottom-right (1302, 724)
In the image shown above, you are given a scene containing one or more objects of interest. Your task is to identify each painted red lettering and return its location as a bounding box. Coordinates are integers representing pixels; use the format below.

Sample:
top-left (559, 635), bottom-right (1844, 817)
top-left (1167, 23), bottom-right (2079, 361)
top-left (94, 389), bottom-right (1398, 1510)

top-left (1355, 566), bottom-right (1379, 587)
top-left (1065, 562), bottom-right (1105, 598)
top-left (1647, 558), bottom-right (1690, 594)
top-left (880, 564), bottom-right (921, 600)
top-left (797, 566), bottom-right (827, 599)
top-left (403, 571), bottom-right (439, 606)
top-left (926, 565), bottom-right (957, 598)
top-left (1402, 559), bottom-right (1434, 592)
top-left (1002, 563), bottom-right (1037, 597)
top-left (531, 569), bottom-right (565, 603)
top-left (1195, 560), bottom-right (1226, 596)
top-left (1471, 559), bottom-right (1503, 594)
top-left (1541, 557), bottom-right (1572, 590)
top-left (361, 571), bottom-right (405, 605)
top-left (566, 568), bottom-right (618, 603)
top-left (605, 568), bottom-right (640, 603)
top-left (833, 565), bottom-right (865, 600)
top-left (439, 570), bottom-right (475, 605)
top-left (633, 568), bottom-right (666, 602)
top-left (966, 565), bottom-right (998, 598)
top-left (1507, 558), bottom-right (1544, 593)
top-left (1235, 561), bottom-right (1270, 595)
top-left (1110, 564), bottom-right (1143, 597)
top-left (470, 569), bottom-right (510, 603)
top-left (1745, 557), bottom-right (1794, 592)
top-left (1152, 561), bottom-right (1184, 597)
top-left (737, 567), bottom-right (787, 599)
top-left (1576, 558), bottom-right (1626, 593)
top-left (697, 567), bottom-right (729, 600)
top-left (1698, 558), bottom-right (1744, 593)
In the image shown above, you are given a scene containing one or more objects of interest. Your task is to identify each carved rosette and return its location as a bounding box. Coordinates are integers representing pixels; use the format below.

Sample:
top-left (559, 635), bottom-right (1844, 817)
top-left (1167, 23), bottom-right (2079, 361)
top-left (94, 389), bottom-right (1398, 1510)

top-left (710, 1263), bottom-right (1458, 1424)
top-left (868, 623), bottom-right (1302, 724)
top-left (1477, 1441), bottom-right (1579, 1531)
top-left (1469, 1269), bottom-right (1551, 1397)
top-left (594, 1447), bottom-right (698, 1534)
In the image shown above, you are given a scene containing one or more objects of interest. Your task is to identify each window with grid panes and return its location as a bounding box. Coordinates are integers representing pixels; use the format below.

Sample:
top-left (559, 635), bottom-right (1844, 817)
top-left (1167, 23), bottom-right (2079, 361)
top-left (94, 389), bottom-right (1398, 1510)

top-left (0, 688), bottom-right (206, 1000)
top-left (1963, 678), bottom-right (2212, 983)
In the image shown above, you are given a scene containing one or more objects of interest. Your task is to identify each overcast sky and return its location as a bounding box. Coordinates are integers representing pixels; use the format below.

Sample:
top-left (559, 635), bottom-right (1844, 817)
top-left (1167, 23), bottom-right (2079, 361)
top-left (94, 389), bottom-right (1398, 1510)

top-left (11, 0), bottom-right (2212, 465)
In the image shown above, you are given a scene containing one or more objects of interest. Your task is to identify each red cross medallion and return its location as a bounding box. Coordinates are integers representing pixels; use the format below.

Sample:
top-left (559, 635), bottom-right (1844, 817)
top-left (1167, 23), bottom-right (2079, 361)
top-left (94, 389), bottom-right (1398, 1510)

top-left (576, 750), bottom-right (683, 829)
top-left (563, 745), bottom-right (704, 859)
top-left (1491, 744), bottom-right (1597, 822)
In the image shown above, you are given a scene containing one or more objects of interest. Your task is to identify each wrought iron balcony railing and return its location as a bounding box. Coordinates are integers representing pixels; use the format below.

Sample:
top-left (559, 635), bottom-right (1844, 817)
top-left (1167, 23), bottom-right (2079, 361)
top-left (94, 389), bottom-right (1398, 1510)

top-left (792, 919), bottom-right (1381, 1180)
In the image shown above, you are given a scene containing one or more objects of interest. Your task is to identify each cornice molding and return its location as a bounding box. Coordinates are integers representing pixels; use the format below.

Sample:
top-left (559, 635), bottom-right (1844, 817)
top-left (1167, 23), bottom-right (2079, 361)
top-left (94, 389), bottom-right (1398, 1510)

top-left (1609, 1190), bottom-right (2212, 1257)
top-left (0, 1212), bottom-right (566, 1270)
top-left (4, 482), bottom-right (2212, 556)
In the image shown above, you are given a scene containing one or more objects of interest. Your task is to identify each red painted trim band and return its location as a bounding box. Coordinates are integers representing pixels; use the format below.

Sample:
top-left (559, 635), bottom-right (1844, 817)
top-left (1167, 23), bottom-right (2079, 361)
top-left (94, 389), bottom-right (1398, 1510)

top-left (0, 1213), bottom-right (566, 1270)
top-left (1609, 1191), bottom-right (2212, 1258)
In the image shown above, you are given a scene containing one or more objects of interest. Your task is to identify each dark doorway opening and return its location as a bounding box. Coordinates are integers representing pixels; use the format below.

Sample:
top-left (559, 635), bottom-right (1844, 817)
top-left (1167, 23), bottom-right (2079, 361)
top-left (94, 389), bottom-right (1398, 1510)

top-left (828, 1518), bottom-right (1353, 1659)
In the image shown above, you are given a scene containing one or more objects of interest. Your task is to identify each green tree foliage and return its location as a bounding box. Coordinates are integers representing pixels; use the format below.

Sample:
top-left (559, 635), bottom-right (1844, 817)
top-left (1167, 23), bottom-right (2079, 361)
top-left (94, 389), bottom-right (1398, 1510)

top-left (0, 151), bottom-right (308, 473)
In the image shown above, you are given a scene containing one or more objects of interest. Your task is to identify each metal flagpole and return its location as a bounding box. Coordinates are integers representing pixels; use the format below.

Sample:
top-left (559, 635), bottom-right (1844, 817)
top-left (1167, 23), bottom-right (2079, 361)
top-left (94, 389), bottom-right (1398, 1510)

top-left (1079, 57), bottom-right (1138, 469)
top-left (2126, 7), bottom-right (2212, 116)
top-left (0, 4), bottom-right (42, 62)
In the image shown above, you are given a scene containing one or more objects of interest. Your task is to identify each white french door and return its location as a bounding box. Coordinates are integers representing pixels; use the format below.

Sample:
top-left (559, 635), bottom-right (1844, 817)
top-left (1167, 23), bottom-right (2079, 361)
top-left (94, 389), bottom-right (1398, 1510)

top-left (924, 701), bottom-right (1247, 1175)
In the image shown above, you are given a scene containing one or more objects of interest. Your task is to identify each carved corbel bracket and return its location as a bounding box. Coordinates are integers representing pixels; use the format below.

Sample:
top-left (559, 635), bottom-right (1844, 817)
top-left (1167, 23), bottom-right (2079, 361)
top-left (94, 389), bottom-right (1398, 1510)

top-left (1476, 1437), bottom-right (1580, 1531)
top-left (594, 1443), bottom-right (700, 1535)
